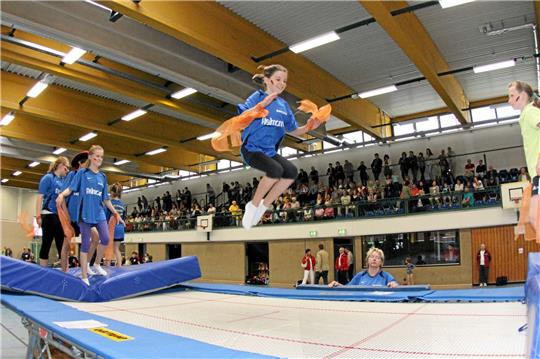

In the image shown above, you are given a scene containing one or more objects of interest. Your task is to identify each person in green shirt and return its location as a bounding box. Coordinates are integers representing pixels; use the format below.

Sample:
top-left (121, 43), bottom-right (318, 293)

top-left (508, 81), bottom-right (540, 177)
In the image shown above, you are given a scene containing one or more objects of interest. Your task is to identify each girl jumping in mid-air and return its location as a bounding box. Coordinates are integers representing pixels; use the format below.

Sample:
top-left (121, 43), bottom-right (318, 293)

top-left (239, 64), bottom-right (324, 229)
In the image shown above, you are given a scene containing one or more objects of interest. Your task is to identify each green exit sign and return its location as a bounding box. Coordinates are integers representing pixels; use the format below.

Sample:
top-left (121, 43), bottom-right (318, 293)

top-left (309, 230), bottom-right (317, 237)
top-left (338, 228), bottom-right (347, 236)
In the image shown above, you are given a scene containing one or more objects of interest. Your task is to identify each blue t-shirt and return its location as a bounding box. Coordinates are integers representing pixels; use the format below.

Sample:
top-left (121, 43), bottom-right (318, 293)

top-left (62, 171), bottom-right (80, 222)
top-left (238, 90), bottom-right (298, 157)
top-left (38, 173), bottom-right (65, 214)
top-left (106, 198), bottom-right (126, 239)
top-left (69, 169), bottom-right (109, 224)
top-left (348, 270), bottom-right (396, 287)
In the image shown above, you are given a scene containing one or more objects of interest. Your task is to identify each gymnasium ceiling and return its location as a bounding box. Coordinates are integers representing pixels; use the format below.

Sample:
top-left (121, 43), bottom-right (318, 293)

top-left (1, 0), bottom-right (538, 190)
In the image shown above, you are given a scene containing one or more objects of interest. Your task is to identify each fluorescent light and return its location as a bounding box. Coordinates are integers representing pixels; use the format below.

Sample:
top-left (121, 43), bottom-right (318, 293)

top-left (114, 159), bottom-right (130, 166)
top-left (473, 60), bottom-right (515, 73)
top-left (289, 31), bottom-right (340, 53)
top-left (12, 171), bottom-right (22, 176)
top-left (26, 81), bottom-right (49, 98)
top-left (61, 47), bottom-right (87, 64)
top-left (357, 85), bottom-right (398, 99)
top-left (53, 147), bottom-right (67, 155)
top-left (84, 0), bottom-right (111, 11)
top-left (170, 87), bottom-right (197, 100)
top-left (196, 132), bottom-right (220, 141)
top-left (1, 179), bottom-right (8, 183)
top-left (28, 161), bottom-right (40, 168)
top-left (0, 112), bottom-right (15, 126)
top-left (79, 131), bottom-right (97, 142)
top-left (121, 109), bottom-right (147, 122)
top-left (145, 148), bottom-right (167, 156)
top-left (122, 186), bottom-right (129, 190)
top-left (439, 0), bottom-right (476, 9)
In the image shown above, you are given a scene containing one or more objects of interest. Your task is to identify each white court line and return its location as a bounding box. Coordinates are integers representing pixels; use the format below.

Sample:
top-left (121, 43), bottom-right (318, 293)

top-left (67, 291), bottom-right (527, 358)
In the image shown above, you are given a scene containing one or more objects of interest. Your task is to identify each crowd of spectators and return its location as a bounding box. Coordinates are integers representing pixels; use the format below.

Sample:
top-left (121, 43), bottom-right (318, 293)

top-left (125, 147), bottom-right (529, 232)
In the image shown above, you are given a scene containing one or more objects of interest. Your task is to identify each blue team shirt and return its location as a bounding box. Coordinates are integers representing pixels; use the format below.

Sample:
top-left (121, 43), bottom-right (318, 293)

top-left (69, 169), bottom-right (109, 224)
top-left (106, 198), bottom-right (126, 239)
top-left (38, 173), bottom-right (65, 214)
top-left (62, 171), bottom-right (80, 221)
top-left (238, 90), bottom-right (298, 157)
top-left (348, 270), bottom-right (396, 287)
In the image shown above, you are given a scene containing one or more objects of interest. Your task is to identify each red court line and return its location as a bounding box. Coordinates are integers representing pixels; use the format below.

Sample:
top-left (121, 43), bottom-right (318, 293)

top-left (92, 302), bottom-right (525, 358)
top-left (323, 303), bottom-right (428, 358)
top-left (170, 292), bottom-right (526, 318)
top-left (226, 310), bottom-right (281, 323)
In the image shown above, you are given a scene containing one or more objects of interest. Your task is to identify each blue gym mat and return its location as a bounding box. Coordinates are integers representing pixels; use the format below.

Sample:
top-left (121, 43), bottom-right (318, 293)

top-left (0, 255), bottom-right (201, 302)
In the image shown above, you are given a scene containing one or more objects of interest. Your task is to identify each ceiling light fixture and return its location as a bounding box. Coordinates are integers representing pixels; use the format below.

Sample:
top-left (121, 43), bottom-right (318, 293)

top-left (79, 131), bottom-right (97, 142)
top-left (473, 60), bottom-right (515, 73)
top-left (52, 147), bottom-right (67, 155)
top-left (196, 132), bottom-right (220, 141)
top-left (61, 47), bottom-right (87, 64)
top-left (12, 171), bottom-right (22, 176)
top-left (28, 161), bottom-right (40, 168)
top-left (0, 112), bottom-right (15, 126)
top-left (114, 159), bottom-right (130, 166)
top-left (357, 85), bottom-right (398, 99)
top-left (170, 88), bottom-right (197, 100)
top-left (439, 0), bottom-right (476, 9)
top-left (121, 109), bottom-right (147, 122)
top-left (145, 148), bottom-right (167, 156)
top-left (289, 31), bottom-right (340, 53)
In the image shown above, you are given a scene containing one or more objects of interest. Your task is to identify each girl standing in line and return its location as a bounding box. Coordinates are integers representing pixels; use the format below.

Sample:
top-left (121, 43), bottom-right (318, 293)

top-left (57, 145), bottom-right (123, 285)
top-left (36, 157), bottom-right (69, 267)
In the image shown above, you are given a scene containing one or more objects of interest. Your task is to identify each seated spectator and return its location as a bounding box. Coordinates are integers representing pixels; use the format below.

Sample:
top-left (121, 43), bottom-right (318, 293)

top-left (473, 176), bottom-right (484, 191)
top-left (476, 160), bottom-right (487, 179)
top-left (485, 165), bottom-right (498, 186)
top-left (4, 247), bottom-right (13, 257)
top-left (461, 187), bottom-right (474, 207)
top-left (303, 206), bottom-right (313, 221)
top-left (329, 248), bottom-right (398, 288)
top-left (129, 251), bottom-right (140, 265)
top-left (207, 203), bottom-right (216, 214)
top-left (454, 178), bottom-right (464, 192)
top-left (429, 180), bottom-right (440, 206)
top-left (464, 159), bottom-right (475, 179)
top-left (519, 167), bottom-right (531, 182)
top-left (21, 247), bottom-right (32, 262)
top-left (323, 194), bottom-right (334, 219)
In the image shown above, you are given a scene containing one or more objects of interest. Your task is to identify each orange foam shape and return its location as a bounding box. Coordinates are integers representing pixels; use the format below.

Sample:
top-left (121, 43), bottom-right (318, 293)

top-left (211, 104), bottom-right (268, 152)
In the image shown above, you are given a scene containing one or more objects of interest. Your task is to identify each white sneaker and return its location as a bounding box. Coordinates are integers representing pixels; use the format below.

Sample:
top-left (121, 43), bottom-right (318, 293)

top-left (242, 201), bottom-right (257, 229)
top-left (87, 264), bottom-right (96, 276)
top-left (252, 200), bottom-right (268, 227)
top-left (82, 277), bottom-right (90, 286)
top-left (93, 265), bottom-right (107, 276)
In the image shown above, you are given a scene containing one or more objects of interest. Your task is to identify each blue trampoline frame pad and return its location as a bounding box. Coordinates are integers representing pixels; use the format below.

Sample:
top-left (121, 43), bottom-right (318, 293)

top-left (1, 292), bottom-right (275, 358)
top-left (526, 252), bottom-right (540, 359)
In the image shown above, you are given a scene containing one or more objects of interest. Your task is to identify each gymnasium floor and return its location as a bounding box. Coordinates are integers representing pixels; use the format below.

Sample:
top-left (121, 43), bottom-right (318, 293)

top-left (56, 289), bottom-right (527, 358)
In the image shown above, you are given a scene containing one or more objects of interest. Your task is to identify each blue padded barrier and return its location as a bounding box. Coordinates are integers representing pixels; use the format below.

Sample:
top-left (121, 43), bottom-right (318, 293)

top-left (181, 282), bottom-right (433, 302)
top-left (0, 255), bottom-right (201, 302)
top-left (1, 293), bottom-right (274, 358)
top-left (297, 284), bottom-right (431, 291)
top-left (181, 282), bottom-right (524, 303)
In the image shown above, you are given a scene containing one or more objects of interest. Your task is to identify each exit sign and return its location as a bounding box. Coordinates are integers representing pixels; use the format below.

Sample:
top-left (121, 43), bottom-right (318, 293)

top-left (309, 230), bottom-right (317, 237)
top-left (338, 228), bottom-right (347, 236)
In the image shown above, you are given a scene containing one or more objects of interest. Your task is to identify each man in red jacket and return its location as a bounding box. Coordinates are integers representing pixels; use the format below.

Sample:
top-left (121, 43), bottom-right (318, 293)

top-left (335, 247), bottom-right (349, 285)
top-left (477, 243), bottom-right (492, 287)
top-left (301, 249), bottom-right (316, 285)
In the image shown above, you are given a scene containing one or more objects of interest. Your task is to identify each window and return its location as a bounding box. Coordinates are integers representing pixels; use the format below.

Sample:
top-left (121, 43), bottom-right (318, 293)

top-left (342, 131), bottom-right (364, 144)
top-left (393, 122), bottom-right (415, 137)
top-left (495, 104), bottom-right (520, 119)
top-left (323, 140), bottom-right (338, 150)
top-left (471, 107), bottom-right (496, 123)
top-left (281, 146), bottom-right (297, 158)
top-left (439, 114), bottom-right (459, 128)
top-left (361, 230), bottom-right (460, 267)
top-left (217, 160), bottom-right (230, 170)
top-left (415, 116), bottom-right (439, 132)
